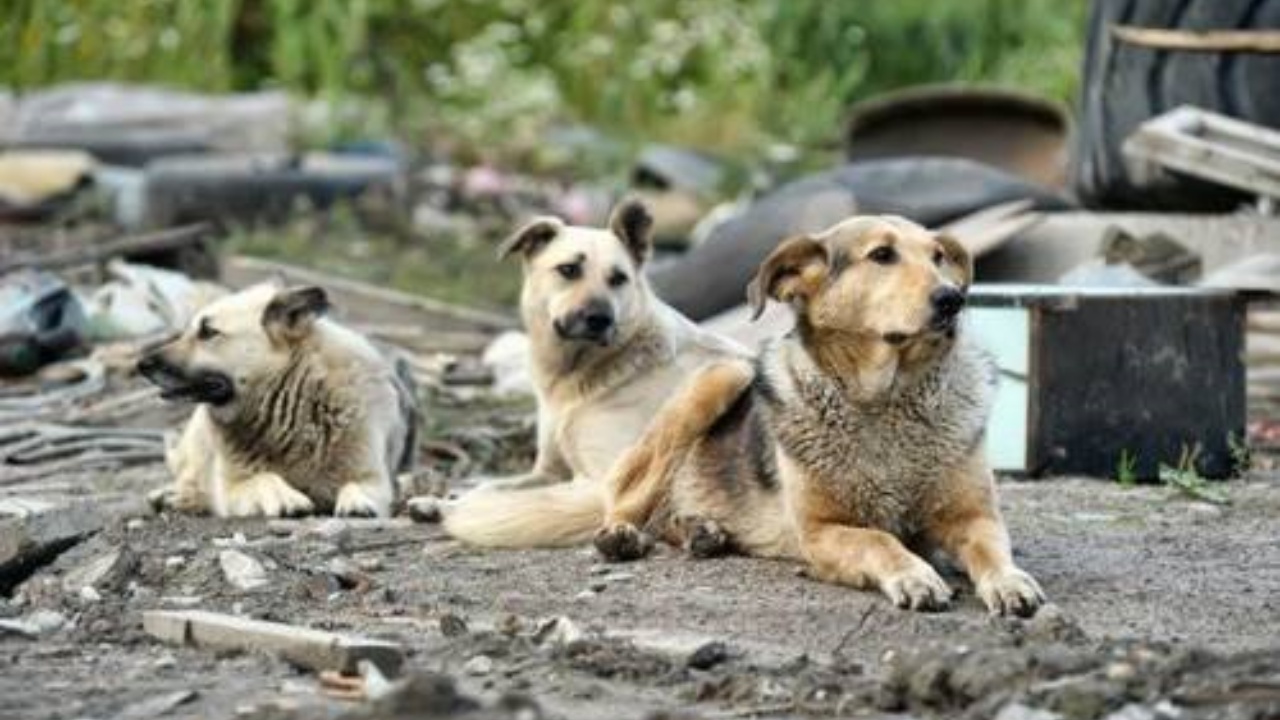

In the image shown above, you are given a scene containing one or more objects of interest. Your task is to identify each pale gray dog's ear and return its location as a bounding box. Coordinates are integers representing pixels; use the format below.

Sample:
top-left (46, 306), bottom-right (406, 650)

top-left (608, 197), bottom-right (654, 266)
top-left (263, 285), bottom-right (330, 344)
top-left (498, 216), bottom-right (564, 260)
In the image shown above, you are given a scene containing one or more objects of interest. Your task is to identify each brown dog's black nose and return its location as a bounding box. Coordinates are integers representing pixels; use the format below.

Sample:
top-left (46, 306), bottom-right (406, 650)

top-left (931, 286), bottom-right (965, 319)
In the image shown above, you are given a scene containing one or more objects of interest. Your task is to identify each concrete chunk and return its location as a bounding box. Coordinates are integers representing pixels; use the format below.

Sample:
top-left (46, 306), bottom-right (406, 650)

top-left (142, 609), bottom-right (403, 677)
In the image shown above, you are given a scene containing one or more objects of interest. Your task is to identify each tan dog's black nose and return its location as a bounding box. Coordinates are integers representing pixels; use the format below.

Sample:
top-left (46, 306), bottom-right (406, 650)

top-left (930, 286), bottom-right (965, 319)
top-left (136, 353), bottom-right (164, 378)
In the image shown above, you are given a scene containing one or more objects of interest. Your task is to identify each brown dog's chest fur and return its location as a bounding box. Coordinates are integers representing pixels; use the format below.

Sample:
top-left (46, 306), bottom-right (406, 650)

top-left (212, 353), bottom-right (368, 509)
top-left (748, 333), bottom-right (996, 537)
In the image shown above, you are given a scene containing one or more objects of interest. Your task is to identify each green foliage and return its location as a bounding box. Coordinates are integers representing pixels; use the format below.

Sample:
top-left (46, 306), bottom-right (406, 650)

top-left (1, 0), bottom-right (1089, 159)
top-left (1115, 449), bottom-right (1138, 488)
top-left (1158, 444), bottom-right (1231, 506)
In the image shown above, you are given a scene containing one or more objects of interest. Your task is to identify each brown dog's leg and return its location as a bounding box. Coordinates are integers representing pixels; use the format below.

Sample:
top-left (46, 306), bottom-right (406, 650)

top-left (799, 523), bottom-right (953, 611)
top-left (594, 360), bottom-right (753, 561)
top-left (927, 454), bottom-right (1045, 617)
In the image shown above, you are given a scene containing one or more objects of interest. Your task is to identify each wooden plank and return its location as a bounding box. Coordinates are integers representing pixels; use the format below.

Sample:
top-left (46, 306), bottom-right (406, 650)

top-left (1112, 25), bottom-right (1280, 54)
top-left (143, 610), bottom-right (404, 677)
top-left (224, 255), bottom-right (515, 334)
top-left (1124, 106), bottom-right (1280, 200)
top-left (0, 223), bottom-right (212, 275)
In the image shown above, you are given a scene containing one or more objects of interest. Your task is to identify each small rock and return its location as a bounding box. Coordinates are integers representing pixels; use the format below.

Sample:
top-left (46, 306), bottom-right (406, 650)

top-left (154, 653), bottom-right (178, 669)
top-left (604, 571), bottom-right (635, 583)
top-left (27, 609), bottom-right (66, 634)
top-left (1104, 704), bottom-right (1156, 720)
top-left (463, 655), bottom-right (494, 676)
top-left (0, 609), bottom-right (68, 638)
top-left (326, 557), bottom-right (367, 590)
top-left (439, 612), bottom-right (469, 638)
top-left (355, 555), bottom-right (383, 572)
top-left (219, 550), bottom-right (269, 591)
top-left (573, 590), bottom-right (596, 601)
top-left (588, 580), bottom-right (608, 593)
top-left (62, 550), bottom-right (125, 594)
top-left (406, 496), bottom-right (444, 524)
top-left (164, 556), bottom-right (187, 570)
top-left (309, 519), bottom-right (353, 548)
top-left (687, 641), bottom-right (730, 670)
top-left (533, 616), bottom-right (584, 647)
top-left (1106, 662), bottom-right (1136, 682)
top-left (994, 703), bottom-right (1063, 720)
top-left (1025, 603), bottom-right (1087, 643)
top-left (126, 518), bottom-right (146, 531)
top-left (497, 614), bottom-right (523, 637)
top-left (79, 586), bottom-right (102, 603)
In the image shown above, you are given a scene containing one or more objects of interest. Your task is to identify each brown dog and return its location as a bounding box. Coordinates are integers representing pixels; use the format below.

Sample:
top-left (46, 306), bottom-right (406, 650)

top-left (591, 215), bottom-right (1045, 616)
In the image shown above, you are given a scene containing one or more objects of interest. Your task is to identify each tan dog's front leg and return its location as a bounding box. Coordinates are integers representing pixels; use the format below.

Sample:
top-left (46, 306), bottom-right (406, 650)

top-left (928, 456), bottom-right (1044, 617)
top-left (335, 471), bottom-right (394, 518)
top-left (152, 409), bottom-right (214, 514)
top-left (800, 523), bottom-right (953, 611)
top-left (594, 360), bottom-right (753, 562)
top-left (221, 471), bottom-right (315, 518)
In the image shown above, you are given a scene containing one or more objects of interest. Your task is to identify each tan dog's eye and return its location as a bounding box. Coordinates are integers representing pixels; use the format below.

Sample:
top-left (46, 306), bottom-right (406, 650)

top-left (933, 249), bottom-right (945, 265)
top-left (608, 269), bottom-right (629, 288)
top-left (556, 263), bottom-right (583, 281)
top-left (867, 246), bottom-right (898, 265)
top-left (196, 319), bottom-right (221, 341)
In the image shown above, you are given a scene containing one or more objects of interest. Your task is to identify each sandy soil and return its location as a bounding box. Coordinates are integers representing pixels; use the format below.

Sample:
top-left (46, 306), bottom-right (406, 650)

top-left (3, 471), bottom-right (1279, 720)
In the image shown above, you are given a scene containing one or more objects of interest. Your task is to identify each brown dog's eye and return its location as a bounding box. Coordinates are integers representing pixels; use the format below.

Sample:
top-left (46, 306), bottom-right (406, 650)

top-left (933, 249), bottom-right (945, 265)
top-left (608, 269), bottom-right (629, 288)
top-left (556, 263), bottom-right (583, 281)
top-left (867, 246), bottom-right (898, 265)
top-left (196, 319), bottom-right (221, 341)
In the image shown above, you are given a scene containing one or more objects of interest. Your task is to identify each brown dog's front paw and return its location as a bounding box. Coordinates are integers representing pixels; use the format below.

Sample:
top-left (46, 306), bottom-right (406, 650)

top-left (685, 519), bottom-right (732, 559)
top-left (882, 562), bottom-right (953, 612)
top-left (978, 567), bottom-right (1045, 617)
top-left (594, 523), bottom-right (654, 562)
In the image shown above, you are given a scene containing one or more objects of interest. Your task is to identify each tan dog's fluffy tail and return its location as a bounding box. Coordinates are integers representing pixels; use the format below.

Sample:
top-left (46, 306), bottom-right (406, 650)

top-left (443, 482), bottom-right (603, 548)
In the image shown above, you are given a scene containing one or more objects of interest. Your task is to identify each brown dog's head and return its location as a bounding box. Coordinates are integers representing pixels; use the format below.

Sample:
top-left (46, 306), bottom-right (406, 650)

top-left (748, 215), bottom-right (972, 348)
top-left (137, 282), bottom-right (329, 409)
top-left (500, 198), bottom-right (654, 350)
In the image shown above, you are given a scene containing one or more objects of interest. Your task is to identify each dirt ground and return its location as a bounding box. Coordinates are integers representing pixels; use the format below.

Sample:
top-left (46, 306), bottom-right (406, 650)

top-left (3, 452), bottom-right (1280, 719)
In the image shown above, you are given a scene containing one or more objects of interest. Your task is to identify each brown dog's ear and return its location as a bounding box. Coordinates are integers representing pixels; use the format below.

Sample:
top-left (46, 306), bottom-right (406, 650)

top-left (608, 197), bottom-right (654, 266)
top-left (263, 286), bottom-right (330, 343)
top-left (936, 233), bottom-right (973, 288)
top-left (498, 217), bottom-right (564, 260)
top-left (746, 235), bottom-right (829, 320)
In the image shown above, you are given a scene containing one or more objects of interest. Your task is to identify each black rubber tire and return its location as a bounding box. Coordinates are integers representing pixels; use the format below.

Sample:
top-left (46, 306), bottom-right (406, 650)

top-left (1071, 0), bottom-right (1280, 210)
top-left (649, 157), bottom-right (1071, 321)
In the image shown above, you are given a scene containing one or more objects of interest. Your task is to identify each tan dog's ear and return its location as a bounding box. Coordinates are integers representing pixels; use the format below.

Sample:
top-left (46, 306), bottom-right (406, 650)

top-left (746, 236), bottom-right (829, 320)
top-left (263, 286), bottom-right (330, 343)
top-left (498, 217), bottom-right (564, 260)
top-left (936, 233), bottom-right (973, 288)
top-left (608, 197), bottom-right (654, 266)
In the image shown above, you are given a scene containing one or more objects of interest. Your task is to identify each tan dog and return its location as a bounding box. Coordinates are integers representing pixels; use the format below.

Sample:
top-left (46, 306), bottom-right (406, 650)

top-left (138, 282), bottom-right (416, 518)
top-left (587, 215), bottom-right (1045, 615)
top-left (443, 199), bottom-right (744, 546)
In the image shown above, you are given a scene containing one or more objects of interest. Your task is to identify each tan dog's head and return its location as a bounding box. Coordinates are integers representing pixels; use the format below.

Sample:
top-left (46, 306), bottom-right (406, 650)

top-left (501, 198), bottom-right (654, 349)
top-left (748, 215), bottom-right (972, 347)
top-left (137, 282), bottom-right (329, 408)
